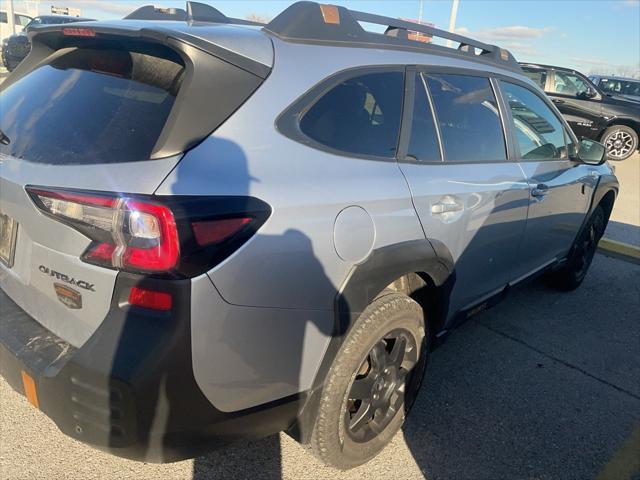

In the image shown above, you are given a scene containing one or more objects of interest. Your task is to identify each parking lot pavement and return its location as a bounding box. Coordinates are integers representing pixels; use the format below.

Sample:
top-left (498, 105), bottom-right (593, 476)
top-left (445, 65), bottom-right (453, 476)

top-left (605, 153), bottom-right (640, 247)
top-left (1, 252), bottom-right (638, 480)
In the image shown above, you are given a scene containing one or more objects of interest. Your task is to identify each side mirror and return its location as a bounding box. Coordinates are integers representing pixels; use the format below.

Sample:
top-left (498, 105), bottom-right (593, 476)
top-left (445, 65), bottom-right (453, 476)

top-left (578, 138), bottom-right (607, 165)
top-left (579, 87), bottom-right (598, 99)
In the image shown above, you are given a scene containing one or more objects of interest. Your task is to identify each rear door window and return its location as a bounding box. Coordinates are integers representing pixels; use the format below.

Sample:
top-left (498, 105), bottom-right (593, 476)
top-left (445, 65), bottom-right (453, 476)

top-left (500, 81), bottom-right (568, 160)
top-left (551, 71), bottom-right (591, 96)
top-left (0, 47), bottom-right (184, 164)
top-left (425, 74), bottom-right (506, 162)
top-left (406, 73), bottom-right (441, 162)
top-left (299, 71), bottom-right (404, 158)
top-left (521, 68), bottom-right (547, 90)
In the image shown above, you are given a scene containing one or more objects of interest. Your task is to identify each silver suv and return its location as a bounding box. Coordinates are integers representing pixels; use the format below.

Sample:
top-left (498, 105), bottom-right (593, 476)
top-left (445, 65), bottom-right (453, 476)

top-left (0, 1), bottom-right (618, 469)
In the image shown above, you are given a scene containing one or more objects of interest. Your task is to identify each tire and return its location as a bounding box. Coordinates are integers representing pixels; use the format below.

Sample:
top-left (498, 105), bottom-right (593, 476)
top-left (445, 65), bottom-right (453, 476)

top-left (547, 205), bottom-right (606, 291)
top-left (601, 125), bottom-right (638, 161)
top-left (310, 292), bottom-right (428, 470)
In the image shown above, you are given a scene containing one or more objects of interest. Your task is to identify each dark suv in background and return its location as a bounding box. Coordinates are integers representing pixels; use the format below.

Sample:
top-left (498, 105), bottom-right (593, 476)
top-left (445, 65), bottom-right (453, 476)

top-left (521, 63), bottom-right (640, 160)
top-left (589, 75), bottom-right (640, 103)
top-left (2, 15), bottom-right (94, 71)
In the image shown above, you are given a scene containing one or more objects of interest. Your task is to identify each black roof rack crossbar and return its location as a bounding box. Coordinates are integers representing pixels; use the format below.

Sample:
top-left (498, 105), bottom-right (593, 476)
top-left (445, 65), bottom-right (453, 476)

top-left (353, 9), bottom-right (495, 54)
top-left (124, 1), bottom-right (264, 26)
top-left (264, 2), bottom-right (521, 71)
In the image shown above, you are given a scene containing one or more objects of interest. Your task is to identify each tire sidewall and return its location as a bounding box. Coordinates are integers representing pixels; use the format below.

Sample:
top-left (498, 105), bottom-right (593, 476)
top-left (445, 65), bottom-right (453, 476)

top-left (570, 206), bottom-right (605, 284)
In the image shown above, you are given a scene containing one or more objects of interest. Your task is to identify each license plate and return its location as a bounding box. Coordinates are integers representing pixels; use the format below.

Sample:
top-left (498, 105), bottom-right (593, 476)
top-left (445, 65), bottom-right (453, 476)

top-left (0, 213), bottom-right (18, 268)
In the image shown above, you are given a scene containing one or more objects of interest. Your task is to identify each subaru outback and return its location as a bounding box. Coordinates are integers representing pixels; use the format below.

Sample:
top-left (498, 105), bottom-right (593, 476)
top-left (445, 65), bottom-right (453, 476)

top-left (0, 1), bottom-right (618, 470)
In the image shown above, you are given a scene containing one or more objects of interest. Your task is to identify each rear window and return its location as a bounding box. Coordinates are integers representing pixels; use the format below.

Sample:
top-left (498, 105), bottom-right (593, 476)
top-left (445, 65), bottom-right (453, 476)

top-left (0, 47), bottom-right (184, 164)
top-left (299, 71), bottom-right (404, 158)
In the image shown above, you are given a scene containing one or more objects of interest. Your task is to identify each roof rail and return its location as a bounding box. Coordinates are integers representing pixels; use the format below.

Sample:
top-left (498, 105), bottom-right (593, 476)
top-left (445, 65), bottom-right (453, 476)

top-left (124, 1), bottom-right (264, 26)
top-left (264, 1), bottom-right (521, 72)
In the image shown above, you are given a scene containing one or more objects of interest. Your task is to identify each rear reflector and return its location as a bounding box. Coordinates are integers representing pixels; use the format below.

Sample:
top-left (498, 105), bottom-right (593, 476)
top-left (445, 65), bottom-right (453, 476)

top-left (192, 217), bottom-right (252, 246)
top-left (62, 27), bottom-right (96, 37)
top-left (21, 371), bottom-right (39, 409)
top-left (129, 287), bottom-right (172, 311)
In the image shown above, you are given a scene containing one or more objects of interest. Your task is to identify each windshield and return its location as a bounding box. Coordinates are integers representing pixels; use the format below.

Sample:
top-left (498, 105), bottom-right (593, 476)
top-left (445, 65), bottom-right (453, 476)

top-left (598, 78), bottom-right (640, 97)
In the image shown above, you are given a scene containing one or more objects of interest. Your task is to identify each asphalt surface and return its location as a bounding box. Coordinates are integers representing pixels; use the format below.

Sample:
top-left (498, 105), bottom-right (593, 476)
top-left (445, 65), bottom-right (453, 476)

top-left (604, 153), bottom-right (640, 246)
top-left (1, 253), bottom-right (639, 480)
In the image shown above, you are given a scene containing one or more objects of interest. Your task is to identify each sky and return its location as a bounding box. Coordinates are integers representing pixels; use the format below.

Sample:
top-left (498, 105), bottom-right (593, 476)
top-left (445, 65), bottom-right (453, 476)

top-left (3, 0), bottom-right (639, 76)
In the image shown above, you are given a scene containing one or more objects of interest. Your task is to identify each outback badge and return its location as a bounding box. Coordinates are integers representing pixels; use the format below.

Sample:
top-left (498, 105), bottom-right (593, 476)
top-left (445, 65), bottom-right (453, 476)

top-left (54, 283), bottom-right (83, 309)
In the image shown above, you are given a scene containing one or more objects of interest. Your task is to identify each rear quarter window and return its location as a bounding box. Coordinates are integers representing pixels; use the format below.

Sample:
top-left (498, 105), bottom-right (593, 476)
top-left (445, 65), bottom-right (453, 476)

top-left (0, 46), bottom-right (184, 164)
top-left (298, 71), bottom-right (404, 158)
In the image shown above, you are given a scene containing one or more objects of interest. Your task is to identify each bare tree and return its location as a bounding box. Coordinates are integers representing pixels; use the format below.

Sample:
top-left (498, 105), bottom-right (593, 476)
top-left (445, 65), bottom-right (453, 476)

top-left (245, 13), bottom-right (271, 24)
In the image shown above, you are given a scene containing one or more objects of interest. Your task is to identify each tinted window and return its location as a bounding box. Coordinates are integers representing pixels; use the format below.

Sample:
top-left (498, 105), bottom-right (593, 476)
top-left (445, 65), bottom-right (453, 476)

top-left (501, 81), bottom-right (568, 160)
top-left (0, 47), bottom-right (184, 164)
top-left (599, 78), bottom-right (640, 96)
top-left (552, 71), bottom-right (591, 96)
top-left (425, 74), bottom-right (506, 162)
top-left (407, 73), bottom-right (441, 161)
top-left (0, 12), bottom-right (7, 23)
top-left (522, 68), bottom-right (547, 89)
top-left (300, 71), bottom-right (403, 157)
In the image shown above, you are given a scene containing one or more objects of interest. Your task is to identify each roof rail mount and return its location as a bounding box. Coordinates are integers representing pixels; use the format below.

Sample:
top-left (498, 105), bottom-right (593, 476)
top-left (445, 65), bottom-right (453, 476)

top-left (264, 1), bottom-right (521, 71)
top-left (124, 1), bottom-right (264, 26)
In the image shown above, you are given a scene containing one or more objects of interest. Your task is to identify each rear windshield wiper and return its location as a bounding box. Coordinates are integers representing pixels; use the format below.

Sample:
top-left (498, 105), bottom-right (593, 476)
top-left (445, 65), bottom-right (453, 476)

top-left (0, 129), bottom-right (10, 146)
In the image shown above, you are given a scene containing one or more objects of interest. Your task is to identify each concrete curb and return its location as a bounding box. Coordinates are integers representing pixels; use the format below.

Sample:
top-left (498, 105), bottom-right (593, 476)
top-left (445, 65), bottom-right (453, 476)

top-left (598, 238), bottom-right (640, 264)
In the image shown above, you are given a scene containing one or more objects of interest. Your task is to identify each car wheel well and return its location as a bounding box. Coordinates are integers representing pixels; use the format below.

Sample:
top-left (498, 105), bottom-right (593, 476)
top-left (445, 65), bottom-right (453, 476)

top-left (598, 190), bottom-right (616, 222)
top-left (383, 272), bottom-right (446, 345)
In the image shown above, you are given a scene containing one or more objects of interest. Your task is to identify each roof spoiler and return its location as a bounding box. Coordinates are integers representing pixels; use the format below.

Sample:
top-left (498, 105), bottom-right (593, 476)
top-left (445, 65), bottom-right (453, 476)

top-left (124, 1), bottom-right (264, 26)
top-left (264, 1), bottom-right (521, 72)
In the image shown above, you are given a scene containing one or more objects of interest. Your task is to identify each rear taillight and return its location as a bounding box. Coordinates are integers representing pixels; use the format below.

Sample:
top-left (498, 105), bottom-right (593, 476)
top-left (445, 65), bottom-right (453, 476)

top-left (26, 187), bottom-right (271, 277)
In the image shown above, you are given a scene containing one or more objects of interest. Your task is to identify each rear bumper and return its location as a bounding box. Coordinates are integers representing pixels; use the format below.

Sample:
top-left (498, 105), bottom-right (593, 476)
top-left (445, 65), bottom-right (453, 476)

top-left (0, 273), bottom-right (300, 462)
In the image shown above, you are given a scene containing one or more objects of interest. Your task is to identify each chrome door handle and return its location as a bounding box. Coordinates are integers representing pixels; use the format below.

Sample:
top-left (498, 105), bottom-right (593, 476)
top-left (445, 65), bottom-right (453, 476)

top-left (431, 200), bottom-right (463, 214)
top-left (531, 184), bottom-right (550, 197)
top-left (552, 98), bottom-right (565, 104)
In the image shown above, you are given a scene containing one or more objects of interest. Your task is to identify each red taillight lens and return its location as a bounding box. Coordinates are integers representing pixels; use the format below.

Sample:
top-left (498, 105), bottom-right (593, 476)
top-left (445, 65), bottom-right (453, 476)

top-left (192, 217), bottom-right (252, 246)
top-left (129, 287), bottom-right (172, 311)
top-left (26, 187), bottom-right (272, 277)
top-left (26, 187), bottom-right (180, 274)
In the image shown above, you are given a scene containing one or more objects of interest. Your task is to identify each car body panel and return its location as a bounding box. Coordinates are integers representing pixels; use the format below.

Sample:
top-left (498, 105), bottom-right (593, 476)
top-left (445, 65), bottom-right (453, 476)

top-left (511, 159), bottom-right (594, 281)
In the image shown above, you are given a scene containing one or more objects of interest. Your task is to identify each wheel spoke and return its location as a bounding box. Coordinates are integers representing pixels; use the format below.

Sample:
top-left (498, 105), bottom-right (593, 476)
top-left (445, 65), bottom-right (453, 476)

top-left (388, 336), bottom-right (407, 368)
top-left (350, 376), bottom-right (374, 400)
top-left (349, 400), bottom-right (373, 431)
top-left (369, 342), bottom-right (387, 371)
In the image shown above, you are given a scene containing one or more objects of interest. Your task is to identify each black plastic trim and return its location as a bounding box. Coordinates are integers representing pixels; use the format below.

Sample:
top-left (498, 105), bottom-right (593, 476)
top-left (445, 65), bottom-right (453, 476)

top-left (264, 2), bottom-right (522, 73)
